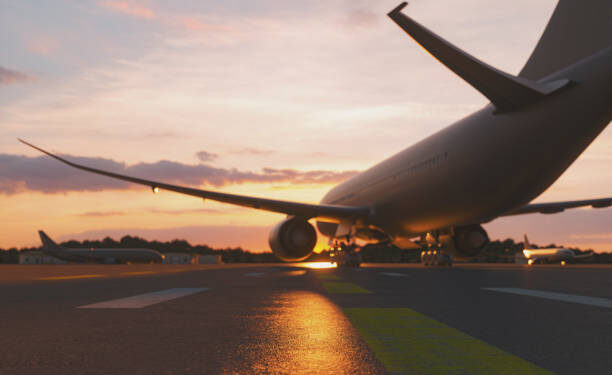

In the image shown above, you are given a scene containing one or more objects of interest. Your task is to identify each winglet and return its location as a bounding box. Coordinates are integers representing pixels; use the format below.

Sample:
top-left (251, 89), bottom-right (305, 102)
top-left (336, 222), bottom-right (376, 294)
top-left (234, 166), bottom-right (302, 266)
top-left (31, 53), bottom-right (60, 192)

top-left (387, 3), bottom-right (570, 112)
top-left (387, 1), bottom-right (408, 16)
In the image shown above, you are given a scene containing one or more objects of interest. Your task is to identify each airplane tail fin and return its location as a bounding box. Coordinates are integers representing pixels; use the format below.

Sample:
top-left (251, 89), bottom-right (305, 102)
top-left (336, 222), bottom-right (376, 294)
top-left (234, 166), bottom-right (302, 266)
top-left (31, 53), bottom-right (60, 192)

top-left (520, 0), bottom-right (612, 80)
top-left (523, 234), bottom-right (531, 249)
top-left (38, 231), bottom-right (63, 252)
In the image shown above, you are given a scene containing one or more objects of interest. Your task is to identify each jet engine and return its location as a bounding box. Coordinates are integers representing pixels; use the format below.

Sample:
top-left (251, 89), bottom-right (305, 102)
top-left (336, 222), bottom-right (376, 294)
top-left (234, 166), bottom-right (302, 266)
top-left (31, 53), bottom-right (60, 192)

top-left (452, 224), bottom-right (489, 258)
top-left (269, 217), bottom-right (317, 261)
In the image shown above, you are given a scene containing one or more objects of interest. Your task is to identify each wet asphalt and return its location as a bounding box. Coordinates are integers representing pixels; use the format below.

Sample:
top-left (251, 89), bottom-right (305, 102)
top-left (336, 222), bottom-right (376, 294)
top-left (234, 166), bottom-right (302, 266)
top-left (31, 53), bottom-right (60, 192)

top-left (0, 263), bottom-right (610, 374)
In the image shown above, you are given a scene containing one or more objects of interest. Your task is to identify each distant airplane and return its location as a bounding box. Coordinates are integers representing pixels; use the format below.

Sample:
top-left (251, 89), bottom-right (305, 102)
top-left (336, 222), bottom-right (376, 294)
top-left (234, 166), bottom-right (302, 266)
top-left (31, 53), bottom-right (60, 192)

top-left (521, 234), bottom-right (593, 266)
top-left (38, 231), bottom-right (164, 264)
top-left (21, 1), bottom-right (612, 266)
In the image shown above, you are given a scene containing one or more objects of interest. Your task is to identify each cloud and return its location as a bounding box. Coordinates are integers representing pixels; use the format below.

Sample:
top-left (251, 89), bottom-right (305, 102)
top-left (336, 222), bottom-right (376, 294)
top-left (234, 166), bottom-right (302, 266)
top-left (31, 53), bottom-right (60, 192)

top-left (26, 37), bottom-right (59, 55)
top-left (195, 150), bottom-right (218, 162)
top-left (0, 66), bottom-right (32, 85)
top-left (76, 207), bottom-right (232, 217)
top-left (78, 211), bottom-right (127, 217)
top-left (0, 153), bottom-right (358, 194)
top-left (100, 1), bottom-right (156, 19)
top-left (172, 15), bottom-right (234, 33)
top-left (230, 147), bottom-right (276, 156)
top-left (340, 8), bottom-right (379, 30)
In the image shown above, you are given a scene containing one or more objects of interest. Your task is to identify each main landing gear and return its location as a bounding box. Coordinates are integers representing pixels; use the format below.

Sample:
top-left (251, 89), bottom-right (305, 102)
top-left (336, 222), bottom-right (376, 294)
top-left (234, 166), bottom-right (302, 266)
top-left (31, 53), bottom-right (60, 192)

top-left (420, 249), bottom-right (453, 266)
top-left (329, 241), bottom-right (362, 268)
top-left (421, 231), bottom-right (453, 267)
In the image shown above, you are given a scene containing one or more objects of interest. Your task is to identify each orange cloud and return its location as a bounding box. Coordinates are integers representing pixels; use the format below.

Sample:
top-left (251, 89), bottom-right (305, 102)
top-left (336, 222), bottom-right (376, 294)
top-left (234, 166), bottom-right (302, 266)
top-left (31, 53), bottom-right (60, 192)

top-left (0, 153), bottom-right (358, 194)
top-left (100, 1), bottom-right (156, 19)
top-left (0, 66), bottom-right (32, 85)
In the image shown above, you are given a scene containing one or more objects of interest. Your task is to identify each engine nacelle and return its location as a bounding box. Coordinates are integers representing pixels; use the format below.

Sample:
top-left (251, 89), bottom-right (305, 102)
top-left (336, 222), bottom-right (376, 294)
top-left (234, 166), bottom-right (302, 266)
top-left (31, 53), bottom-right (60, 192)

top-left (452, 224), bottom-right (489, 258)
top-left (269, 217), bottom-right (317, 261)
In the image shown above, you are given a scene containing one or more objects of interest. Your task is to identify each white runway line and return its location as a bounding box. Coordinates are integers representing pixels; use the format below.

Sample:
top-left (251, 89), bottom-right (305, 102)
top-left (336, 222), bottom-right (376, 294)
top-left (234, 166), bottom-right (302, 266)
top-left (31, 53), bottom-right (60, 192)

top-left (79, 288), bottom-right (208, 309)
top-left (482, 287), bottom-right (612, 309)
top-left (244, 272), bottom-right (265, 277)
top-left (380, 272), bottom-right (407, 277)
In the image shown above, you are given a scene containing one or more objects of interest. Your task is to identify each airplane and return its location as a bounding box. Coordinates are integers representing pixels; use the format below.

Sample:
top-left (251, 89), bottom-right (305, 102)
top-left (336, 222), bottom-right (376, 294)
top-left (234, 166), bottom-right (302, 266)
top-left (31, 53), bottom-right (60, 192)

top-left (20, 1), bottom-right (612, 266)
top-left (38, 230), bottom-right (165, 264)
top-left (521, 234), bottom-right (594, 266)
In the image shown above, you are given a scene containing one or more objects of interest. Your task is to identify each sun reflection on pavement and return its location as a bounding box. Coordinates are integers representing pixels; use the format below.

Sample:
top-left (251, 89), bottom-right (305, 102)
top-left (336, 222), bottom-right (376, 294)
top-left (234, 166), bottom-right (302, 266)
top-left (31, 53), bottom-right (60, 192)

top-left (301, 262), bottom-right (337, 269)
top-left (226, 291), bottom-right (383, 374)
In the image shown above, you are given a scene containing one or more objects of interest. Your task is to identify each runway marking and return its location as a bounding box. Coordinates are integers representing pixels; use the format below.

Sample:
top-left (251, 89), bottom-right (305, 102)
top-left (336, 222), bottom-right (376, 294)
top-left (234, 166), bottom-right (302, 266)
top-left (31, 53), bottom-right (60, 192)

top-left (244, 272), bottom-right (265, 277)
top-left (322, 282), bottom-right (371, 294)
top-left (120, 271), bottom-right (157, 276)
top-left (313, 273), bottom-right (341, 280)
top-left (79, 288), bottom-right (208, 309)
top-left (380, 272), bottom-right (407, 277)
top-left (343, 308), bottom-right (553, 375)
top-left (38, 274), bottom-right (105, 280)
top-left (483, 287), bottom-right (612, 309)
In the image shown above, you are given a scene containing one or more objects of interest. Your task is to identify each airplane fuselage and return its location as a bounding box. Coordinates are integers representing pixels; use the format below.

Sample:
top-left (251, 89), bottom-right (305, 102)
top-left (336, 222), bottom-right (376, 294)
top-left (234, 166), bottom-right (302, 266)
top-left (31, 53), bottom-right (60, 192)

top-left (522, 248), bottom-right (576, 264)
top-left (319, 46), bottom-right (612, 243)
top-left (47, 248), bottom-right (164, 264)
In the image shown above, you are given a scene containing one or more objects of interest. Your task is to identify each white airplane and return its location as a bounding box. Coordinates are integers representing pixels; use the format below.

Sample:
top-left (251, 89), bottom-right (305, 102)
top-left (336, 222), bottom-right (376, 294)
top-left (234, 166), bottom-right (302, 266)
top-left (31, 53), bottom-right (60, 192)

top-left (38, 231), bottom-right (164, 264)
top-left (21, 1), bottom-right (612, 266)
top-left (521, 234), bottom-right (593, 266)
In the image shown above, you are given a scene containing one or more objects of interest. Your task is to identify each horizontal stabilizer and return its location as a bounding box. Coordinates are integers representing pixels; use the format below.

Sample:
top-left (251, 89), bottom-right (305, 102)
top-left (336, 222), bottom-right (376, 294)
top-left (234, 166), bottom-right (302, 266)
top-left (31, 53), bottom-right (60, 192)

top-left (387, 2), bottom-right (569, 112)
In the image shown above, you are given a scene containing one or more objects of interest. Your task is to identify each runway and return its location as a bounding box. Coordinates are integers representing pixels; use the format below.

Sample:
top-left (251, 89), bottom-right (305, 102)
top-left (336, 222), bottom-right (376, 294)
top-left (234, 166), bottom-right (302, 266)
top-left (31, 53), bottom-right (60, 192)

top-left (0, 263), bottom-right (610, 374)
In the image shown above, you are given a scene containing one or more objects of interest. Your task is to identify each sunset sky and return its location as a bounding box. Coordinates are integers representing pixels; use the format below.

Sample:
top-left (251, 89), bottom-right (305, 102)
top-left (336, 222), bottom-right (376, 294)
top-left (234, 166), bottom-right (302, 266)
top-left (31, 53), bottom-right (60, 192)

top-left (2, 0), bottom-right (612, 252)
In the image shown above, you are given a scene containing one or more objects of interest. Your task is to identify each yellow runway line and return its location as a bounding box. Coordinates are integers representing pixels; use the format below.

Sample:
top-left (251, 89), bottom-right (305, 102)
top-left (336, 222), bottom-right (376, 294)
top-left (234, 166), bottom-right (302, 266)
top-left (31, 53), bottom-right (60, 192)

top-left (343, 308), bottom-right (553, 375)
top-left (38, 274), bottom-right (105, 280)
top-left (322, 282), bottom-right (371, 294)
top-left (120, 271), bottom-right (158, 276)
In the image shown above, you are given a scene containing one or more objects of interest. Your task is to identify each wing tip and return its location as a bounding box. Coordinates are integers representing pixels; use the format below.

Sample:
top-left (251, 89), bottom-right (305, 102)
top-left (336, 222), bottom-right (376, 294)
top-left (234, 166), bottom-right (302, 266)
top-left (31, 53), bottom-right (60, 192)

top-left (388, 2), bottom-right (408, 17)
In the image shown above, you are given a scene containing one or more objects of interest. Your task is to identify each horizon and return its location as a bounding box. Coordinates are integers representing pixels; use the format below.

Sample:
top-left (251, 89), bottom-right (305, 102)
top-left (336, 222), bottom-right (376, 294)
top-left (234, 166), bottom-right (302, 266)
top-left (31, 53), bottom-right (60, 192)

top-left (2, 0), bottom-right (612, 252)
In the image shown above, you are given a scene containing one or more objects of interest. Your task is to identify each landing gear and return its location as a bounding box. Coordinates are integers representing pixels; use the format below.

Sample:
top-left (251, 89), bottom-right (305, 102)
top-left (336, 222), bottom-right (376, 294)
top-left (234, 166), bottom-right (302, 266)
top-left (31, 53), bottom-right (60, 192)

top-left (420, 249), bottom-right (453, 266)
top-left (420, 231), bottom-right (453, 267)
top-left (329, 241), bottom-right (362, 268)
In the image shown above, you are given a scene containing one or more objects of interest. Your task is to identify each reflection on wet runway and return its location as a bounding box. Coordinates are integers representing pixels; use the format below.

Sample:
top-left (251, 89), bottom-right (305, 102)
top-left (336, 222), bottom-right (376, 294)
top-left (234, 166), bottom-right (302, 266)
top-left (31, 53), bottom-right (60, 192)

top-left (226, 291), bottom-right (383, 374)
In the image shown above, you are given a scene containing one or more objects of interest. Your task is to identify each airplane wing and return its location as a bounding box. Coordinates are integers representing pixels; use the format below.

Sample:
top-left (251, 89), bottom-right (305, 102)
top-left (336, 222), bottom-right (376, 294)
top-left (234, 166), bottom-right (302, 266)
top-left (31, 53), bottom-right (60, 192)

top-left (503, 197), bottom-right (612, 216)
top-left (19, 139), bottom-right (371, 222)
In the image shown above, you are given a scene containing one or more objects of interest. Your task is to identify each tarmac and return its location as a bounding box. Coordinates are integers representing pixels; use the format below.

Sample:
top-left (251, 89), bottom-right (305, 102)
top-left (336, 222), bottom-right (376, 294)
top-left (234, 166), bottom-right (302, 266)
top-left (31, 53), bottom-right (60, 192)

top-left (0, 263), bottom-right (610, 374)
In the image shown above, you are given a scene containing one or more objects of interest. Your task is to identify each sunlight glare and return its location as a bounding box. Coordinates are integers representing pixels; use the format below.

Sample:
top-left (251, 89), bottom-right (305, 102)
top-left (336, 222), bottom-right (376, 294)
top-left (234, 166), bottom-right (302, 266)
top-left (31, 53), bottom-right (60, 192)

top-left (302, 262), bottom-right (337, 269)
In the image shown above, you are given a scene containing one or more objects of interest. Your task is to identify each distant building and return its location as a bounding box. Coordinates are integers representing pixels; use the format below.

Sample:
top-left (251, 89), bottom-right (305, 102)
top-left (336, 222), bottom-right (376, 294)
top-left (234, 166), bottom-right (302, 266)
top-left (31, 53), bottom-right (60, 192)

top-left (19, 251), bottom-right (66, 265)
top-left (194, 255), bottom-right (222, 264)
top-left (162, 253), bottom-right (222, 264)
top-left (163, 253), bottom-right (193, 264)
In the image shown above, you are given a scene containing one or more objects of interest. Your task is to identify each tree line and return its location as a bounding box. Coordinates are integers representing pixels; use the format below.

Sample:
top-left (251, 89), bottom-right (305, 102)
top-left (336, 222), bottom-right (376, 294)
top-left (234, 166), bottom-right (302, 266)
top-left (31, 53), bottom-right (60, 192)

top-left (1, 235), bottom-right (611, 263)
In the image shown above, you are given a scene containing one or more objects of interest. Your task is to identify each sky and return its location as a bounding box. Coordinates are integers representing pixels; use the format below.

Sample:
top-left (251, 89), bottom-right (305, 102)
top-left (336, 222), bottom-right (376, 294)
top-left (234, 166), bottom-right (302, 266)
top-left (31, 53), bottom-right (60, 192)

top-left (2, 0), bottom-right (612, 252)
